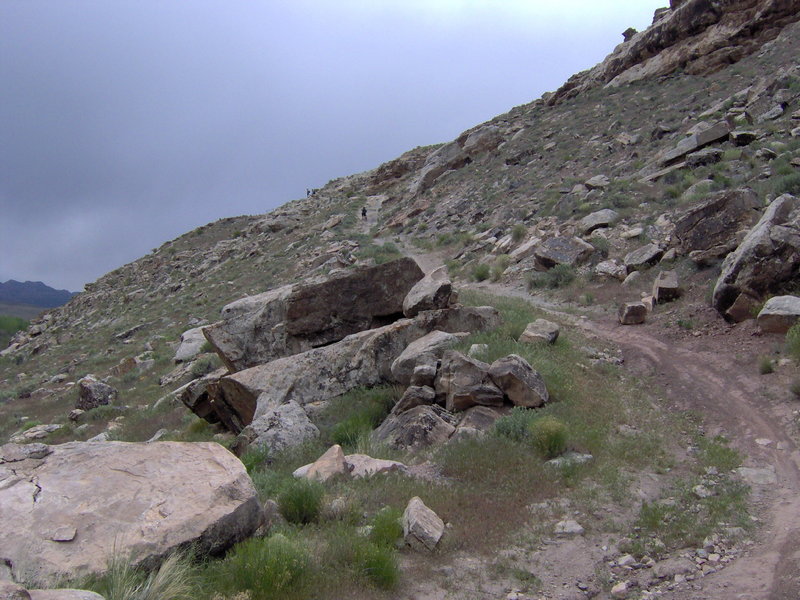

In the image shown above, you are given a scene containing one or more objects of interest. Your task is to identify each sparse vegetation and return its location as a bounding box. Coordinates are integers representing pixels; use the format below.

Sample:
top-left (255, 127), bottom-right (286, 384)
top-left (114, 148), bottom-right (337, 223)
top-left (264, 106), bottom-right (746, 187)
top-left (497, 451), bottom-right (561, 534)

top-left (277, 479), bottom-right (325, 524)
top-left (786, 322), bottom-right (800, 359)
top-left (758, 356), bottom-right (775, 374)
top-left (472, 263), bottom-right (491, 282)
top-left (527, 264), bottom-right (576, 290)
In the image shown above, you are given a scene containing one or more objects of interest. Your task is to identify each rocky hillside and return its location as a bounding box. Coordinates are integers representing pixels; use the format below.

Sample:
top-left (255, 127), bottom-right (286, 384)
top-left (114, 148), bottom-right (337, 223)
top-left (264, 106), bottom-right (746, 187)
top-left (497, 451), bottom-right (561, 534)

top-left (3, 2), bottom-right (800, 599)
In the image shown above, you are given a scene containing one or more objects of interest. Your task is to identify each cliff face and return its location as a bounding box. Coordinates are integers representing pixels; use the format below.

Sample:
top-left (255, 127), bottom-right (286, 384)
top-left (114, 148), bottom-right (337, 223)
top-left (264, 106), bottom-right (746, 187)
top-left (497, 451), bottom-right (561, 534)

top-left (550, 0), bottom-right (800, 103)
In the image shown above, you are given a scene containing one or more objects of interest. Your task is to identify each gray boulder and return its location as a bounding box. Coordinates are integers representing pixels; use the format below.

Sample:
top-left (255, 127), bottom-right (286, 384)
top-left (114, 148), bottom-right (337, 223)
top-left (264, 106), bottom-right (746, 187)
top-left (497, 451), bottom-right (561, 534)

top-left (534, 237), bottom-right (595, 269)
top-left (173, 326), bottom-right (207, 363)
top-left (757, 295), bottom-right (800, 333)
top-left (403, 497), bottom-right (444, 552)
top-left (685, 147), bottom-right (723, 168)
top-left (578, 209), bottom-right (619, 234)
top-left (658, 121), bottom-right (729, 165)
top-left (0, 441), bottom-right (261, 582)
top-left (390, 330), bottom-right (466, 386)
top-left (624, 243), bottom-right (664, 272)
top-left (392, 386), bottom-right (436, 415)
top-left (489, 355), bottom-right (549, 408)
top-left (595, 260), bottom-right (628, 281)
top-left (203, 257), bottom-right (425, 372)
top-left (402, 267), bottom-right (453, 317)
top-left (674, 188), bottom-right (760, 263)
top-left (435, 351), bottom-right (504, 412)
top-left (235, 400), bottom-right (319, 455)
top-left (29, 592), bottom-right (105, 600)
top-left (75, 376), bottom-right (117, 411)
top-left (652, 270), bottom-right (681, 304)
top-left (712, 195), bottom-right (800, 321)
top-left (372, 405), bottom-right (456, 450)
top-left (451, 406), bottom-right (502, 440)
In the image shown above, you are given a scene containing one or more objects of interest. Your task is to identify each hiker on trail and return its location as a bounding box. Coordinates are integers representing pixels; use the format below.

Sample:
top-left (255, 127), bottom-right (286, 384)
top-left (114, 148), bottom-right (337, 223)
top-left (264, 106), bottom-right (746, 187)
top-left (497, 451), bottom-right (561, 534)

top-left (361, 206), bottom-right (367, 220)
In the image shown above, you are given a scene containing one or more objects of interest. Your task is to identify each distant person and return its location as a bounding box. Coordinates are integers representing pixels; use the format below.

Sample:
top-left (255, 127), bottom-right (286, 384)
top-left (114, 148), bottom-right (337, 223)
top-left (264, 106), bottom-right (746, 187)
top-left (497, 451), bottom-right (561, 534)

top-left (361, 206), bottom-right (367, 220)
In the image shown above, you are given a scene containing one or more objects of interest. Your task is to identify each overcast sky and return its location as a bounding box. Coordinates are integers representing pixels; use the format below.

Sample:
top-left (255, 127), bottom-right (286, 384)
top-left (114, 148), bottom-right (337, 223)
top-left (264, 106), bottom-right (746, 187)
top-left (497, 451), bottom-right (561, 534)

top-left (0, 0), bottom-right (666, 292)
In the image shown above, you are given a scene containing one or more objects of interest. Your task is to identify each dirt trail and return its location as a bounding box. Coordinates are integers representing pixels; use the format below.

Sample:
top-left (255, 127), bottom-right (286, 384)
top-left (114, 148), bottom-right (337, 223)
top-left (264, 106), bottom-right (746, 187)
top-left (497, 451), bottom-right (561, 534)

top-left (395, 233), bottom-right (800, 599)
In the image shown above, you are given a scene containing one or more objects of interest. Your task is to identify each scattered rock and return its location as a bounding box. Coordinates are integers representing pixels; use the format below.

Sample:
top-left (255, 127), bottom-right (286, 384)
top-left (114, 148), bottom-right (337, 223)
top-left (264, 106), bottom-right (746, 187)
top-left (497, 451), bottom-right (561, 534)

top-left (756, 295), bottom-right (800, 333)
top-left (391, 330), bottom-right (466, 386)
top-left (294, 445), bottom-right (349, 482)
top-left (519, 319), bottom-right (560, 344)
top-left (545, 452), bottom-right (593, 468)
top-left (236, 400), bottom-right (319, 455)
top-left (392, 385), bottom-right (436, 415)
top-left (467, 343), bottom-right (489, 358)
top-left (403, 497), bottom-right (444, 551)
top-left (345, 454), bottom-right (408, 478)
top-left (730, 130), bottom-right (758, 146)
top-left (76, 376), bottom-right (117, 411)
top-left (653, 557), bottom-right (696, 579)
top-left (488, 354), bottom-right (549, 408)
top-left (585, 175), bottom-right (610, 189)
top-left (618, 302), bottom-right (647, 325)
top-left (173, 326), bottom-right (207, 363)
top-left (610, 581), bottom-right (629, 598)
top-left (686, 147), bottom-right (723, 167)
top-left (554, 519), bottom-right (584, 536)
top-left (595, 260), bottom-right (628, 281)
top-left (579, 209), bottom-right (619, 234)
top-left (372, 405), bottom-right (456, 450)
top-left (658, 122), bottom-right (730, 166)
top-left (10, 424), bottom-right (62, 444)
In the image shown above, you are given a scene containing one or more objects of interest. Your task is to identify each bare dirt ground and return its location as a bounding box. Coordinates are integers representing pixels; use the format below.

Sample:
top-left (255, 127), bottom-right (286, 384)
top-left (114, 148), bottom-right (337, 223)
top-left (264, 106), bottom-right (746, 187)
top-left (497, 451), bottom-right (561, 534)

top-left (404, 241), bottom-right (800, 600)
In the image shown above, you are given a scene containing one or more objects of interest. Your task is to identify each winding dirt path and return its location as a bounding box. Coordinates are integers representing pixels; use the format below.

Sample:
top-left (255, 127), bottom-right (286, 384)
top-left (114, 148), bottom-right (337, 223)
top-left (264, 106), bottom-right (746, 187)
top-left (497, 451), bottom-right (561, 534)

top-left (397, 238), bottom-right (800, 599)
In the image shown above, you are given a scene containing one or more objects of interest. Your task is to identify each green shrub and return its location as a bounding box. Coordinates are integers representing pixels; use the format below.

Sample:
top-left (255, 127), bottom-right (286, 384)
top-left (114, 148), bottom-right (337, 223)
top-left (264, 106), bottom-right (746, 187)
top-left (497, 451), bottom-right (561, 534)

top-left (786, 322), bottom-right (800, 359)
top-left (493, 407), bottom-right (537, 442)
top-left (20, 419), bottom-right (43, 432)
top-left (528, 416), bottom-right (568, 459)
top-left (758, 356), bottom-right (774, 375)
top-left (527, 264), bottom-right (576, 290)
top-left (773, 172), bottom-right (800, 197)
top-left (511, 224), bottom-right (527, 243)
top-left (369, 507), bottom-right (404, 547)
top-left (355, 542), bottom-right (399, 589)
top-left (190, 354), bottom-right (220, 378)
top-left (84, 551), bottom-right (196, 600)
top-left (472, 263), bottom-right (491, 282)
top-left (208, 534), bottom-right (309, 600)
top-left (278, 479), bottom-right (325, 524)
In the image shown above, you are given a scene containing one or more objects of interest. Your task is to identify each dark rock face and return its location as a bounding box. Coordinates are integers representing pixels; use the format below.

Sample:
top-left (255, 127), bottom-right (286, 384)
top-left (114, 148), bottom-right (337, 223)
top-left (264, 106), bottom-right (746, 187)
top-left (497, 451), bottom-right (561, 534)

top-left (550, 0), bottom-right (800, 104)
top-left (674, 188), bottom-right (761, 263)
top-left (372, 405), bottom-right (457, 450)
top-left (75, 376), bottom-right (117, 411)
top-left (203, 257), bottom-right (424, 372)
top-left (712, 194), bottom-right (800, 321)
top-left (435, 351), bottom-right (505, 412)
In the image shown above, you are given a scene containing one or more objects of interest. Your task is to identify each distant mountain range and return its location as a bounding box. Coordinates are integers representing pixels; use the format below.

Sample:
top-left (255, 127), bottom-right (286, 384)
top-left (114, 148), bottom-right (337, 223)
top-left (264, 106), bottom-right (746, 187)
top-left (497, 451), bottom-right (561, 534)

top-left (0, 280), bottom-right (77, 308)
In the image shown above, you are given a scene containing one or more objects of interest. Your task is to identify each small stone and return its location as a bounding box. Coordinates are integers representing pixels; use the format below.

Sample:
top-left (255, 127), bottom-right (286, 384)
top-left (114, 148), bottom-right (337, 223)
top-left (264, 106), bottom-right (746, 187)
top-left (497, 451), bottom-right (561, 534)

top-left (554, 519), bottom-right (584, 536)
top-left (519, 319), bottom-right (560, 345)
top-left (467, 344), bottom-right (489, 358)
top-left (610, 581), bottom-right (628, 598)
top-left (693, 484), bottom-right (713, 498)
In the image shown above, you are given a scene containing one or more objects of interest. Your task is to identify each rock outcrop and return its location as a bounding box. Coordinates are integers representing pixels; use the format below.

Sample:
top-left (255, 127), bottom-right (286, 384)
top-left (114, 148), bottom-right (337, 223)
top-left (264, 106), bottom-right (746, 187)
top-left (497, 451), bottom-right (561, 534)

top-left (712, 194), bottom-right (800, 321)
top-left (550, 0), bottom-right (800, 104)
top-left (203, 257), bottom-right (425, 372)
top-left (0, 441), bottom-right (262, 582)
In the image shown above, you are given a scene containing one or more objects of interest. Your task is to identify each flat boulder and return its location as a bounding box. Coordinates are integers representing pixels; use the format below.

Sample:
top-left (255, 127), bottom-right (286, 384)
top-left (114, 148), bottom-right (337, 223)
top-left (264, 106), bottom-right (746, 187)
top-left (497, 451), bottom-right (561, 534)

top-left (435, 351), bottom-right (504, 412)
top-left (713, 195), bottom-right (800, 321)
top-left (595, 260), bottom-right (628, 281)
top-left (295, 445), bottom-right (348, 482)
top-left (0, 441), bottom-right (262, 582)
top-left (519, 319), bottom-right (560, 344)
top-left (618, 302), bottom-right (647, 325)
top-left (372, 405), bottom-right (456, 450)
top-left (534, 237), bottom-right (595, 269)
top-left (403, 267), bottom-right (454, 317)
top-left (579, 209), bottom-right (618, 234)
top-left (624, 243), bottom-right (663, 272)
top-left (203, 257), bottom-right (425, 371)
top-left (757, 295), bottom-right (800, 333)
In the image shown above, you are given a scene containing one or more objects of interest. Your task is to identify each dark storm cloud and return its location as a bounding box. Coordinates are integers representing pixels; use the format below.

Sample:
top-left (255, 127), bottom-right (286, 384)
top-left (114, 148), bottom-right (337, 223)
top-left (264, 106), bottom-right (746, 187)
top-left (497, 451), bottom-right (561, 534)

top-left (0, 1), bottom-right (666, 291)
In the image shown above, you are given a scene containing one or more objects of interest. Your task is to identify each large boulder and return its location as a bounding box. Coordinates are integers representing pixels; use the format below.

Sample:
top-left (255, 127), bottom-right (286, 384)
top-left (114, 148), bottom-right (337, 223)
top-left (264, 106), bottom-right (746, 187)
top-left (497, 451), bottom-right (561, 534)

top-left (403, 497), bottom-right (445, 552)
top-left (0, 441), bottom-right (262, 582)
top-left (488, 355), bottom-right (549, 408)
top-left (657, 122), bottom-right (730, 166)
top-left (207, 307), bottom-right (500, 444)
top-left (403, 267), bottom-right (454, 318)
top-left (712, 195), bottom-right (800, 321)
top-left (652, 270), bottom-right (681, 304)
top-left (624, 243), bottom-right (664, 272)
top-left (234, 400), bottom-right (319, 455)
top-left (390, 330), bottom-right (466, 386)
top-left (519, 319), bottom-right (560, 345)
top-left (75, 376), bottom-right (117, 411)
top-left (673, 188), bottom-right (761, 263)
top-left (203, 257), bottom-right (425, 372)
top-left (618, 302), bottom-right (647, 325)
top-left (435, 351), bottom-right (504, 412)
top-left (757, 295), bottom-right (800, 333)
top-left (579, 209), bottom-right (619, 234)
top-left (534, 237), bottom-right (595, 269)
top-left (372, 405), bottom-right (457, 450)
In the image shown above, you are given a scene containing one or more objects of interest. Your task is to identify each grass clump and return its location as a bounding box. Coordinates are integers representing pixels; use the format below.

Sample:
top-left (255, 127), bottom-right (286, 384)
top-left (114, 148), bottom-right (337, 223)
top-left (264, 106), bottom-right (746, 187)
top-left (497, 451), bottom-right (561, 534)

top-left (493, 407), bottom-right (537, 442)
top-left (190, 355), bottom-right (221, 378)
top-left (278, 478), bottom-right (325, 524)
top-left (511, 224), bottom-right (527, 243)
top-left (527, 264), bottom-right (576, 290)
top-left (758, 356), bottom-right (774, 375)
top-left (472, 263), bottom-right (491, 282)
top-left (368, 506), bottom-right (404, 548)
top-left (83, 551), bottom-right (196, 600)
top-left (772, 172), bottom-right (800, 197)
top-left (356, 242), bottom-right (402, 265)
top-left (528, 415), bottom-right (568, 459)
top-left (205, 534), bottom-right (309, 600)
top-left (786, 322), bottom-right (800, 359)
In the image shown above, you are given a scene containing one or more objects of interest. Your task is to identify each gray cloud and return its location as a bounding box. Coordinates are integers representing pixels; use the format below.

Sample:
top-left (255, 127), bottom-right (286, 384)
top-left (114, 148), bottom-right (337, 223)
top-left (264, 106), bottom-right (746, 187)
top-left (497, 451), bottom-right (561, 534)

top-left (0, 0), bottom-right (666, 290)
